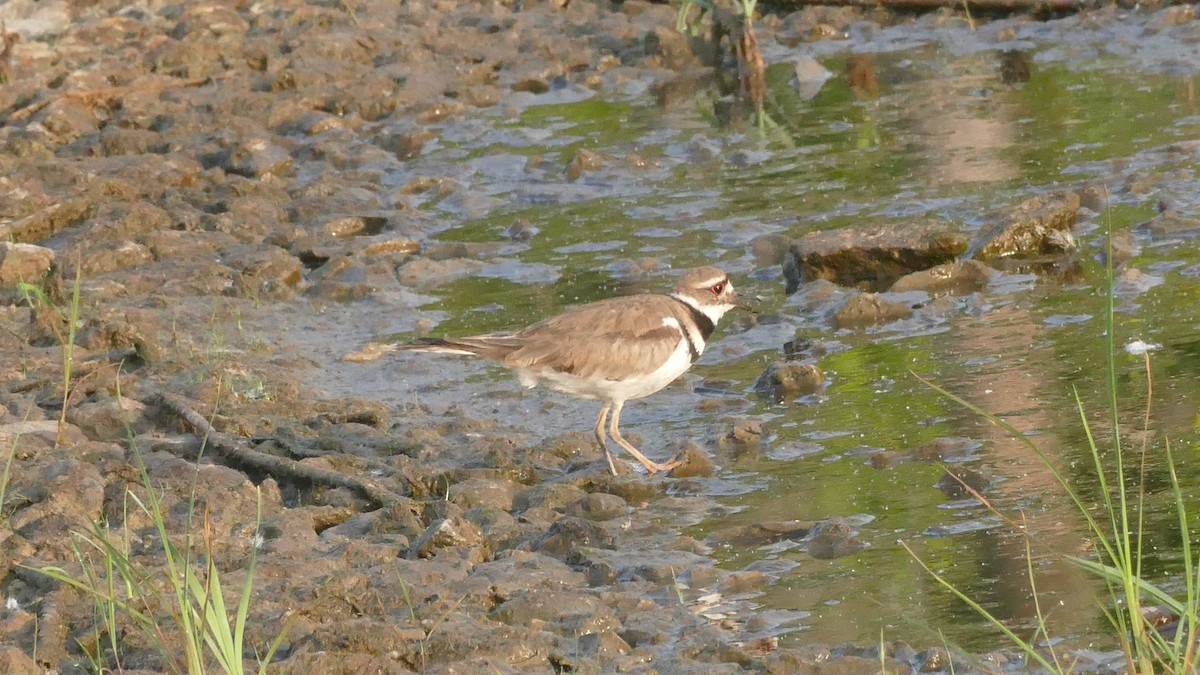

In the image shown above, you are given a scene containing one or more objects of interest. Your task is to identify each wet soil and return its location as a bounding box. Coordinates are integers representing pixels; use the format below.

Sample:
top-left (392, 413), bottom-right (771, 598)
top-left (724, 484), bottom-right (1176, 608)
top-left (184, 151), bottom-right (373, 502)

top-left (0, 0), bottom-right (1188, 672)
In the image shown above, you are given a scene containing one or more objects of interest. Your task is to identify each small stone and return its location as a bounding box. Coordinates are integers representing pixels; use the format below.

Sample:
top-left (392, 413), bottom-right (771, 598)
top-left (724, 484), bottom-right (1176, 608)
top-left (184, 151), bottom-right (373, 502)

top-left (753, 362), bottom-right (824, 399)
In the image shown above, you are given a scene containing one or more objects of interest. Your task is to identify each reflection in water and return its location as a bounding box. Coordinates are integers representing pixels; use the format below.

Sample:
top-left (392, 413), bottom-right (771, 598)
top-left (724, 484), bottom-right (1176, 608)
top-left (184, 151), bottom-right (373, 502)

top-left (903, 72), bottom-right (1022, 186)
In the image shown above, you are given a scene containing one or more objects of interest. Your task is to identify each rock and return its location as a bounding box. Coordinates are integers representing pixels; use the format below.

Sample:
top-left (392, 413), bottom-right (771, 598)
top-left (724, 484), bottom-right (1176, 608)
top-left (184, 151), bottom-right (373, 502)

top-left (668, 443), bottom-right (715, 478)
top-left (577, 630), bottom-right (632, 658)
top-left (0, 645), bottom-right (39, 675)
top-left (0, 242), bottom-right (54, 286)
top-left (410, 516), bottom-right (490, 560)
top-left (912, 437), bottom-right (979, 462)
top-left (223, 137), bottom-right (293, 178)
top-left (397, 257), bottom-right (487, 290)
top-left (719, 570), bottom-right (769, 595)
top-left (451, 477), bottom-right (518, 512)
top-left (463, 506), bottom-right (526, 552)
top-left (516, 482), bottom-right (588, 513)
top-left (999, 49), bottom-right (1031, 84)
top-left (1096, 228), bottom-right (1138, 268)
top-left (1078, 185), bottom-right (1108, 212)
top-left (9, 459), bottom-right (105, 538)
top-left (718, 419), bottom-right (762, 450)
top-left (536, 516), bottom-right (616, 560)
top-left (66, 396), bottom-right (152, 441)
top-left (564, 493), bottom-right (629, 521)
top-left (785, 219), bottom-right (966, 292)
top-left (889, 259), bottom-right (995, 294)
top-left (77, 240), bottom-right (154, 276)
top-left (753, 362), bottom-right (824, 399)
top-left (708, 520), bottom-right (811, 547)
top-left (566, 149), bottom-right (605, 181)
top-left (377, 129), bottom-right (435, 160)
top-left (490, 588), bottom-right (617, 635)
top-left (833, 292), bottom-right (913, 328)
top-left (224, 245), bottom-right (304, 299)
top-left (35, 98), bottom-right (101, 144)
top-left (968, 191), bottom-right (1080, 260)
top-left (0, 198), bottom-right (96, 245)
top-left (749, 234), bottom-right (791, 267)
top-left (1136, 212), bottom-right (1200, 237)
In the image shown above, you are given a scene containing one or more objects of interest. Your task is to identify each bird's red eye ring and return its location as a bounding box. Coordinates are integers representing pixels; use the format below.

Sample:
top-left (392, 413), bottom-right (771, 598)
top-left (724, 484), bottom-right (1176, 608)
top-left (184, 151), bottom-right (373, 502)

top-left (710, 282), bottom-right (726, 295)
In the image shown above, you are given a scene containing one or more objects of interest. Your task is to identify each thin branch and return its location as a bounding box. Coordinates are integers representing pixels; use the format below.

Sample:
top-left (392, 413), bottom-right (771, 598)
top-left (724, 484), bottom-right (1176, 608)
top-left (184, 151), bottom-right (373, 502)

top-left (149, 392), bottom-right (407, 508)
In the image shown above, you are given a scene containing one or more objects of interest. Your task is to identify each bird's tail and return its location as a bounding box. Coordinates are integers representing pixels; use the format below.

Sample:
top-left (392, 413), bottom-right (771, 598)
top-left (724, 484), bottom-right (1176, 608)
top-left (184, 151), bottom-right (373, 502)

top-left (390, 336), bottom-right (523, 361)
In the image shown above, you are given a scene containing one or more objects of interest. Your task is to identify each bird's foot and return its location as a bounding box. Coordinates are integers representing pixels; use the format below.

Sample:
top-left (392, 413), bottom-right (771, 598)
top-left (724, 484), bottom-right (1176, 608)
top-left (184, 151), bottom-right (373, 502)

top-left (640, 457), bottom-right (683, 475)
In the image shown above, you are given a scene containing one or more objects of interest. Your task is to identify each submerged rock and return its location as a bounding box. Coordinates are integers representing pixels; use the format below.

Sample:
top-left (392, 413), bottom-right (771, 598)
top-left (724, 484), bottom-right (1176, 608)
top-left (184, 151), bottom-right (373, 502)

top-left (807, 518), bottom-right (865, 560)
top-left (833, 292), bottom-right (913, 328)
top-left (936, 465), bottom-right (991, 498)
top-left (889, 259), bottom-right (994, 295)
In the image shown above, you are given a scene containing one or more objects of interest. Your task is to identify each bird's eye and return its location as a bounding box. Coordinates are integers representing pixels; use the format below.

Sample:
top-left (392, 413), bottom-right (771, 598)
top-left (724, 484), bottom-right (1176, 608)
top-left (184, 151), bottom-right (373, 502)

top-left (710, 282), bottom-right (726, 295)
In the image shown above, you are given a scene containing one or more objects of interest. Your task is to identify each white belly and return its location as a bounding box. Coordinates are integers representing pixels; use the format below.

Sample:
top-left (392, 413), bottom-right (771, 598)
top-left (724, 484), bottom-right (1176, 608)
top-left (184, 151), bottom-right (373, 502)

top-left (516, 337), bottom-right (693, 404)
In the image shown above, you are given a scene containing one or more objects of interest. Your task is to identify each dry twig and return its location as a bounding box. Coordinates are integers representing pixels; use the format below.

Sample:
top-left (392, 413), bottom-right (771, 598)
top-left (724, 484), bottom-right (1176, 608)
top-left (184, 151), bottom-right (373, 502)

top-left (150, 392), bottom-right (407, 508)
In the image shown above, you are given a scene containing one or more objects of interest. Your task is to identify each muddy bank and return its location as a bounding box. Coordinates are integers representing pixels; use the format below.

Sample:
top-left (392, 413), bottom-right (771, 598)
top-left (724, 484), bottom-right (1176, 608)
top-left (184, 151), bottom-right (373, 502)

top-left (0, 0), bottom-right (1192, 671)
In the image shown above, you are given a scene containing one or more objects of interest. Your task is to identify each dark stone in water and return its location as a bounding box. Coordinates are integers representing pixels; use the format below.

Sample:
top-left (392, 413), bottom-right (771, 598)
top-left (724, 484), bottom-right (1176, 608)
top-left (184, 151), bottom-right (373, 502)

top-left (807, 518), bottom-right (864, 560)
top-left (753, 361), bottom-right (825, 399)
top-left (936, 466), bottom-right (990, 498)
top-left (785, 219), bottom-right (966, 292)
top-left (709, 520), bottom-right (812, 547)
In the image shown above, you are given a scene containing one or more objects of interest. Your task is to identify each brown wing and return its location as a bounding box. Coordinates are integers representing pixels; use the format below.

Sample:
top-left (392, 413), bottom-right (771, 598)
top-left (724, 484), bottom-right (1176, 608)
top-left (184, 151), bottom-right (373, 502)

top-left (502, 295), bottom-right (685, 380)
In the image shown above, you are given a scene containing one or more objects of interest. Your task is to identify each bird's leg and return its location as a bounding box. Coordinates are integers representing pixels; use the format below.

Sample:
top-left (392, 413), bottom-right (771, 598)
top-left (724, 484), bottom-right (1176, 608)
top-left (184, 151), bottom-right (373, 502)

top-left (608, 401), bottom-right (681, 474)
top-left (594, 402), bottom-right (618, 476)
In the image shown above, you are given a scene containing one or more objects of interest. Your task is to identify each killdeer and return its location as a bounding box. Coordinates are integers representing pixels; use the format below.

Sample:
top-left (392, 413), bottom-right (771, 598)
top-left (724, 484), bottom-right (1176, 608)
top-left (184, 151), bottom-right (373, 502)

top-left (392, 266), bottom-right (746, 475)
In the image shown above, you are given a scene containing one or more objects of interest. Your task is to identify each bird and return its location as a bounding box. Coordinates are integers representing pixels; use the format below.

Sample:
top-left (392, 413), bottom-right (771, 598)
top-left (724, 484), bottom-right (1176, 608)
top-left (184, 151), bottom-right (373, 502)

top-left (390, 266), bottom-right (747, 475)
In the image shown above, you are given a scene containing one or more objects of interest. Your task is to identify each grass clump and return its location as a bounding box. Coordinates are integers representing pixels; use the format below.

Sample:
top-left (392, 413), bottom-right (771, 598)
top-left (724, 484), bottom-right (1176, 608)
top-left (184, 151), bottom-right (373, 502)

top-left (35, 439), bottom-right (289, 674)
top-left (907, 227), bottom-right (1196, 673)
top-left (17, 263), bottom-right (83, 446)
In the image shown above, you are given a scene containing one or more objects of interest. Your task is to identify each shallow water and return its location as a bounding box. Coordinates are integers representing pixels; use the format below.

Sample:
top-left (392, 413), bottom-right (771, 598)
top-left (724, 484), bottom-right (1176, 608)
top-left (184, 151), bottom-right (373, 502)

top-left (344, 9), bottom-right (1200, 651)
